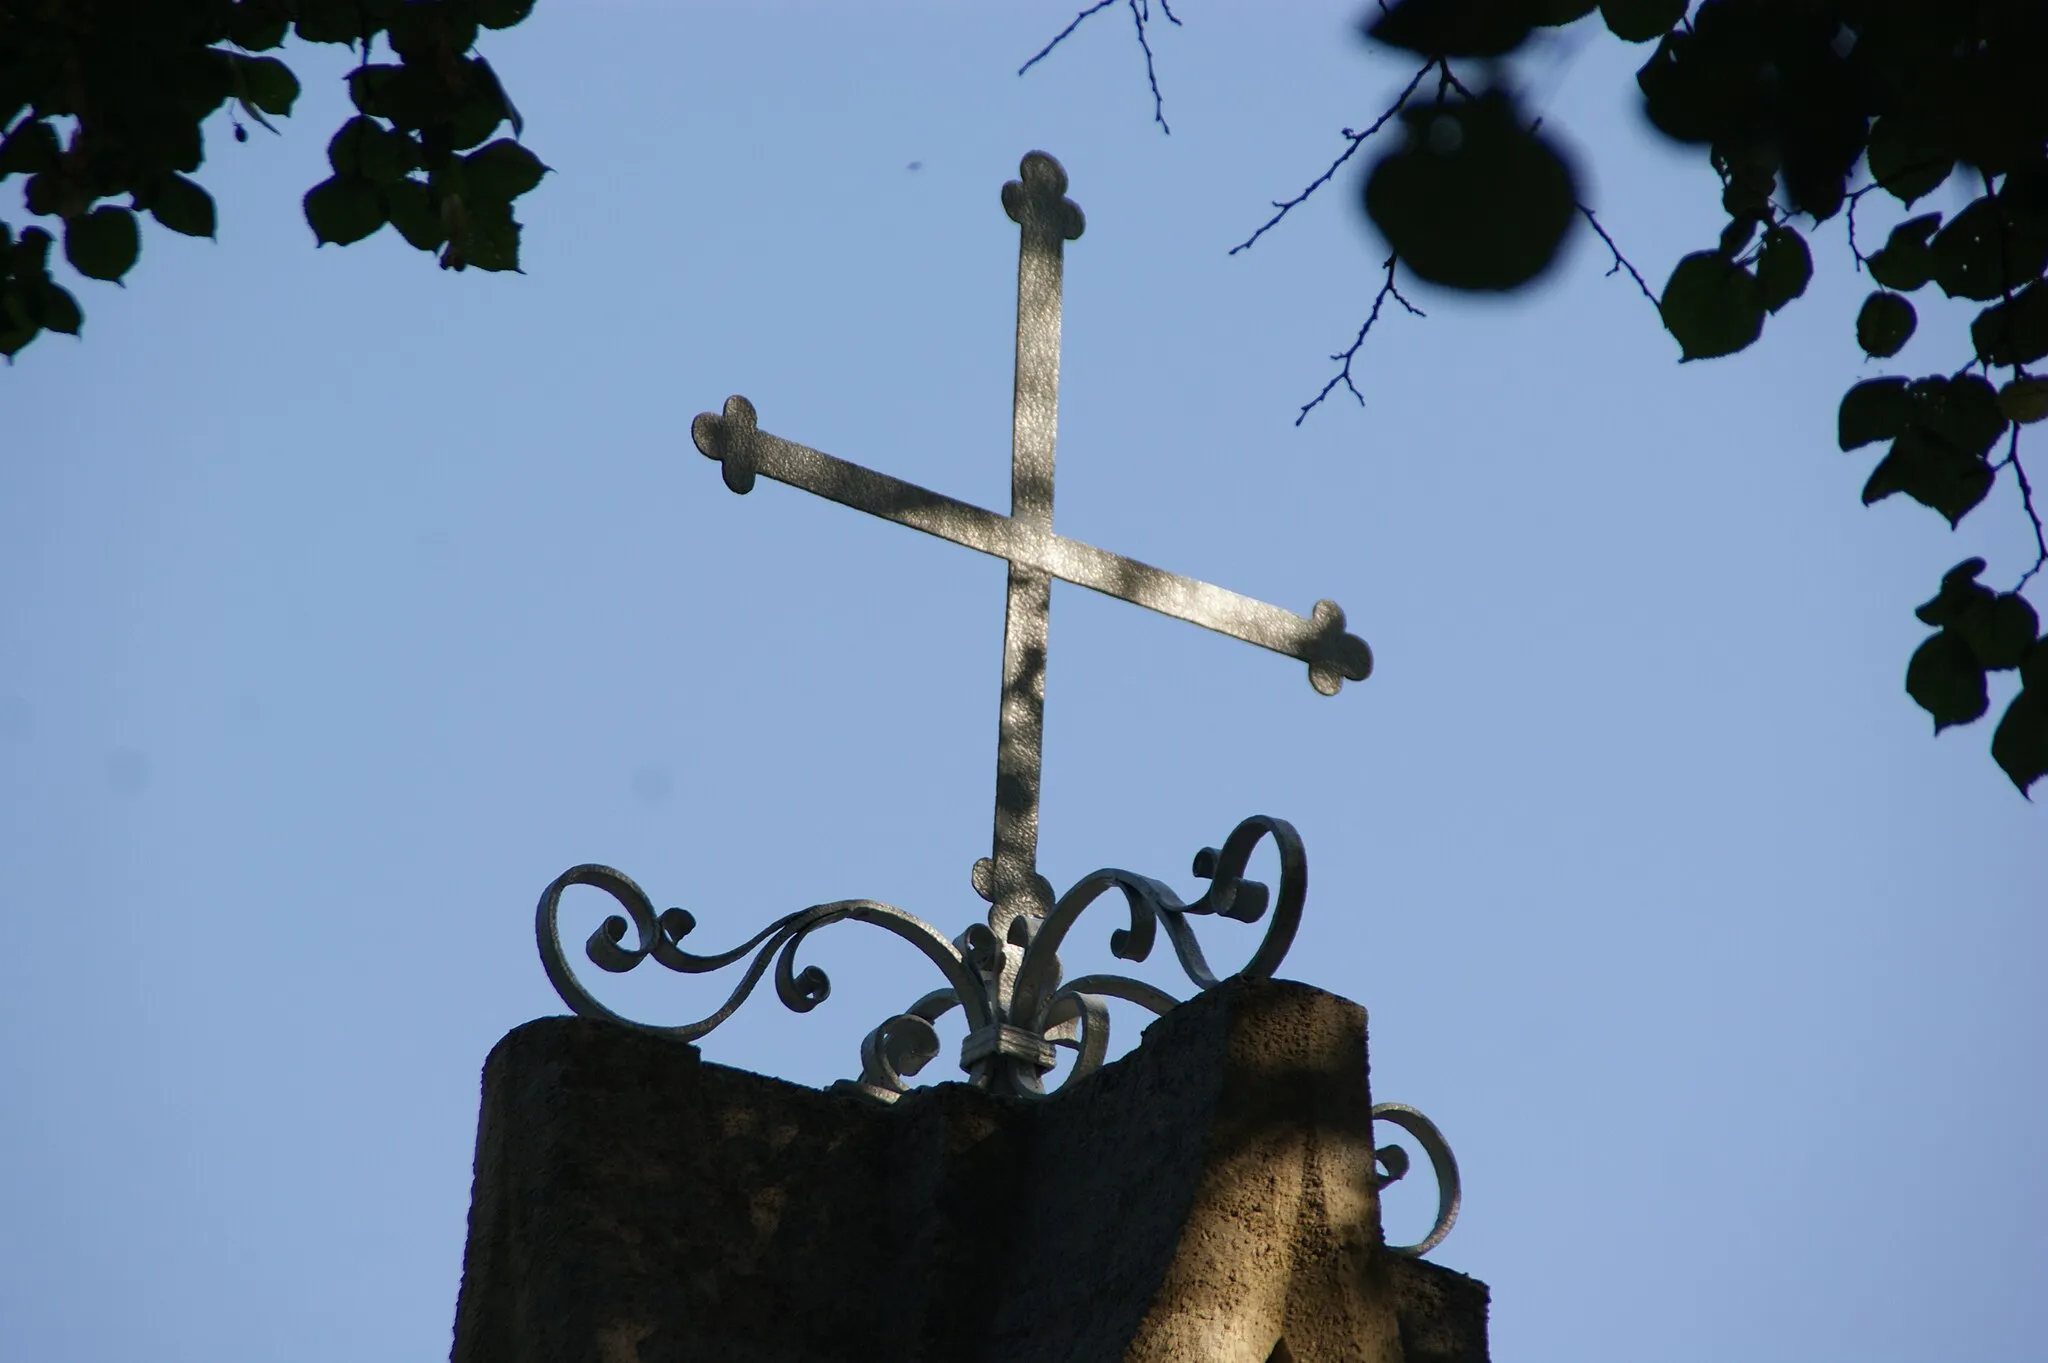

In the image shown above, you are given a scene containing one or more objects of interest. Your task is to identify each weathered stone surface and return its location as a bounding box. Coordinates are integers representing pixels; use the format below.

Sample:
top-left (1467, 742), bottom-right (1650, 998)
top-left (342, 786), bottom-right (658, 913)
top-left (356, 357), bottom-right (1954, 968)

top-left (450, 977), bottom-right (1488, 1363)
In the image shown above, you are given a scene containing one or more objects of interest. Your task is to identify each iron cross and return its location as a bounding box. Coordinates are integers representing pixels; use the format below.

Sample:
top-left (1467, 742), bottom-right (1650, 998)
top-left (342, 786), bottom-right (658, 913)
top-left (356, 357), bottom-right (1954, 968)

top-left (690, 151), bottom-right (1372, 945)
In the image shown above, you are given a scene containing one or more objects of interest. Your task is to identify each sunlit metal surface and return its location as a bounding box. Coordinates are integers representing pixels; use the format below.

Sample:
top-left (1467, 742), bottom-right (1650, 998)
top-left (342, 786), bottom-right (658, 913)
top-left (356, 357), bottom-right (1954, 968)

top-left (534, 151), bottom-right (1447, 1248)
top-left (1370, 1103), bottom-right (1462, 1258)
top-left (691, 152), bottom-right (1368, 935)
top-left (541, 148), bottom-right (1373, 1086)
top-left (533, 150), bottom-right (1454, 1250)
top-left (538, 813), bottom-right (1304, 1098)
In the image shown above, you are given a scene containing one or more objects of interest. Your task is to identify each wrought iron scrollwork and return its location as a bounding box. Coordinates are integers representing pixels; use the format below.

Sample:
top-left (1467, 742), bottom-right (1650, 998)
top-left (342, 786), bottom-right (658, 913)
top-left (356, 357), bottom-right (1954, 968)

top-left (537, 815), bottom-right (1306, 1099)
top-left (1371, 1102), bottom-right (1462, 1258)
top-left (535, 864), bottom-right (989, 1044)
top-left (535, 819), bottom-right (1461, 1255)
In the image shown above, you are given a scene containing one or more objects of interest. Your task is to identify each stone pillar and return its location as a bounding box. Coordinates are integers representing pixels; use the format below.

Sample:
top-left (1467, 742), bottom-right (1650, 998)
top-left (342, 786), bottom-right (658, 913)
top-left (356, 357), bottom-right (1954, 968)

top-left (450, 977), bottom-right (1489, 1363)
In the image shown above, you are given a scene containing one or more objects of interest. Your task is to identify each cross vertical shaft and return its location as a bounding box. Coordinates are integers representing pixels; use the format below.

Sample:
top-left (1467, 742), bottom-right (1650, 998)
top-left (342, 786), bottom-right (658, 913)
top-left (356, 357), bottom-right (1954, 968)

top-left (986, 154), bottom-right (1086, 941)
top-left (688, 147), bottom-right (1371, 967)
top-left (677, 146), bottom-right (1376, 1091)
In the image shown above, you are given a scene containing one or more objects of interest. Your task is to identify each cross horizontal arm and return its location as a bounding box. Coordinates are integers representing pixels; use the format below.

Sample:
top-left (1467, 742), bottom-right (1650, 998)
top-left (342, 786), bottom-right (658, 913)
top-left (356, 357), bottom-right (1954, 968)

top-left (693, 396), bottom-right (1373, 694)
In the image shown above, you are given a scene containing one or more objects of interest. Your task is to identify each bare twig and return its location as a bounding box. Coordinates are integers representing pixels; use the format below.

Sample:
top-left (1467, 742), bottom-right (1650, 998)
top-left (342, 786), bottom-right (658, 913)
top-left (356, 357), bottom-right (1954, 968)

top-left (1974, 173), bottom-right (2046, 593)
top-left (1844, 183), bottom-right (1878, 267)
top-left (1998, 428), bottom-right (2048, 592)
top-left (1020, 0), bottom-right (1180, 133)
top-left (1129, 0), bottom-right (1178, 133)
top-left (1230, 59), bottom-right (1433, 256)
top-left (1980, 166), bottom-right (2025, 373)
top-left (1018, 0), bottom-right (1117, 77)
top-left (1577, 202), bottom-right (1658, 306)
top-left (1295, 255), bottom-right (1425, 426)
top-left (1434, 57), bottom-right (1476, 101)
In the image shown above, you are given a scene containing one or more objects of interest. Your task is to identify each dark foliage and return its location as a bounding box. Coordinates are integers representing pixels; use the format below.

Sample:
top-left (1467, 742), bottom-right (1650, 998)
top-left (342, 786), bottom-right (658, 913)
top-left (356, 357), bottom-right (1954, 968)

top-left (0, 0), bottom-right (545, 358)
top-left (12, 0), bottom-right (2048, 795)
top-left (1191, 0), bottom-right (2048, 795)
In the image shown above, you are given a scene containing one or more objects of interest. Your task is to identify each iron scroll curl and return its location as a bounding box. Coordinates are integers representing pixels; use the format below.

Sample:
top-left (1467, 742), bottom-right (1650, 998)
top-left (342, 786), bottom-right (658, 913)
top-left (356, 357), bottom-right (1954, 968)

top-left (981, 816), bottom-right (1308, 1093)
top-left (1371, 1102), bottom-right (1462, 1258)
top-left (535, 816), bottom-right (1304, 1095)
top-left (535, 864), bottom-right (992, 1042)
top-left (532, 823), bottom-right (1462, 1256)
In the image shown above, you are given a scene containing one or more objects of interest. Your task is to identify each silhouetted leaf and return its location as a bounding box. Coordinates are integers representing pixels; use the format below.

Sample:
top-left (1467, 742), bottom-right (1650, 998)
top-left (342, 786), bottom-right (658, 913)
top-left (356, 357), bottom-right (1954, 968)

top-left (448, 58), bottom-right (515, 149)
top-left (1972, 282), bottom-right (2048, 368)
top-left (1532, 0), bottom-right (1598, 23)
top-left (1721, 160), bottom-right (1774, 219)
top-left (1860, 376), bottom-right (2003, 524)
top-left (462, 139), bottom-right (548, 202)
top-left (1964, 595), bottom-right (2041, 671)
top-left (1755, 226), bottom-right (1810, 311)
top-left (0, 0), bottom-right (541, 359)
top-left (1931, 197), bottom-right (2048, 302)
top-left (1905, 630), bottom-right (1988, 731)
top-left (30, 280), bottom-right (81, 334)
top-left (64, 207), bottom-right (140, 281)
top-left (1865, 214), bottom-right (1940, 292)
top-left (1839, 378), bottom-right (1911, 451)
top-left (1600, 0), bottom-right (1683, 43)
top-left (7, 226), bottom-right (53, 274)
top-left (295, 0), bottom-right (367, 44)
top-left (1636, 31), bottom-right (1721, 145)
top-left (0, 293), bottom-right (40, 356)
top-left (1908, 374), bottom-right (2007, 459)
top-left (303, 175), bottom-right (386, 245)
top-left (348, 64), bottom-right (442, 131)
top-left (1862, 427), bottom-right (1994, 525)
top-left (180, 47), bottom-right (237, 118)
top-left (227, 4), bottom-right (290, 51)
top-left (23, 171), bottom-right (58, 216)
top-left (1366, 0), bottom-right (1535, 57)
top-left (466, 203), bottom-right (521, 272)
top-left (1856, 291), bottom-right (1915, 357)
top-left (1659, 250), bottom-right (1762, 359)
top-left (1634, 0), bottom-right (1864, 220)
top-left (144, 175), bottom-right (216, 238)
top-left (387, 5), bottom-right (479, 61)
top-left (1718, 215), bottom-right (1757, 257)
top-left (2006, 160), bottom-right (2048, 239)
top-left (1991, 684), bottom-right (2048, 795)
top-left (1999, 376), bottom-right (2048, 424)
top-left (478, 0), bottom-right (538, 29)
top-left (0, 120), bottom-right (59, 177)
top-left (1866, 112), bottom-right (1953, 205)
top-left (232, 55), bottom-right (299, 116)
top-left (1919, 560), bottom-right (2043, 670)
top-left (383, 178), bottom-right (445, 250)
top-left (2026, 639), bottom-right (2048, 693)
top-left (329, 117), bottom-right (415, 184)
top-left (1364, 90), bottom-right (1578, 292)
top-left (1915, 559), bottom-right (1993, 627)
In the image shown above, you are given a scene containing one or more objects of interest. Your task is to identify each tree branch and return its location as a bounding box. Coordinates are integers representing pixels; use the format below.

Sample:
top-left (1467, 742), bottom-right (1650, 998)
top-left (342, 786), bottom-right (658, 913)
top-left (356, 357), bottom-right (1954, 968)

top-left (1999, 427), bottom-right (2048, 593)
top-left (1019, 0), bottom-right (1180, 134)
top-left (1295, 255), bottom-right (1425, 426)
top-left (1577, 202), bottom-right (1658, 306)
top-left (1843, 182), bottom-right (1878, 268)
top-left (1129, 0), bottom-right (1178, 133)
top-left (1017, 0), bottom-right (1117, 77)
top-left (1230, 59), bottom-right (1433, 257)
top-left (1434, 57), bottom-right (1476, 101)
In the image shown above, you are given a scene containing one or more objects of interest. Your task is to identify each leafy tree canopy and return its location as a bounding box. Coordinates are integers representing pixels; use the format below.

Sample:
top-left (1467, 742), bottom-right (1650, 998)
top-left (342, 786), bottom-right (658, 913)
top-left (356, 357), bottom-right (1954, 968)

top-left (1051, 0), bottom-right (2048, 794)
top-left (1358, 0), bottom-right (2048, 795)
top-left (6, 0), bottom-right (2046, 795)
top-left (0, 0), bottom-right (547, 357)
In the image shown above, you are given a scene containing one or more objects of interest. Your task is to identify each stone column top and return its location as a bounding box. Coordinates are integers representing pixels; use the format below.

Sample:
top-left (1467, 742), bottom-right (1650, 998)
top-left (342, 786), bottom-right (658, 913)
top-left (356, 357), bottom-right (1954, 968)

top-left (450, 977), bottom-right (1487, 1363)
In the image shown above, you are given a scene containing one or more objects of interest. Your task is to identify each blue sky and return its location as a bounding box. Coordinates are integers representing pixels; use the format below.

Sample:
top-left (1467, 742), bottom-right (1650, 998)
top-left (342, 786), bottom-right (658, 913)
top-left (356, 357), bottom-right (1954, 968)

top-left (3, 4), bottom-right (2043, 1360)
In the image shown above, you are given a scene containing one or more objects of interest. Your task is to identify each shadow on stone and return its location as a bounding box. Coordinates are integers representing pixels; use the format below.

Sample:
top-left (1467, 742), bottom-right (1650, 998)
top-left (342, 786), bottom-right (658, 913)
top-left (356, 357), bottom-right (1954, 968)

top-left (451, 977), bottom-right (1488, 1363)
